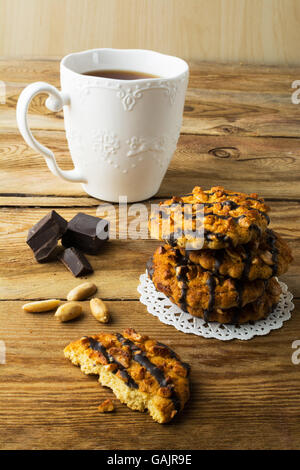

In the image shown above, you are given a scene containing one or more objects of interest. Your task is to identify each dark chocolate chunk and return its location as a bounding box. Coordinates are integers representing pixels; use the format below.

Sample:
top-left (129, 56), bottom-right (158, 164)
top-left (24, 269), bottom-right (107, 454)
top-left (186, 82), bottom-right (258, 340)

top-left (59, 247), bottom-right (94, 277)
top-left (33, 237), bottom-right (61, 263)
top-left (62, 213), bottom-right (109, 255)
top-left (26, 210), bottom-right (67, 263)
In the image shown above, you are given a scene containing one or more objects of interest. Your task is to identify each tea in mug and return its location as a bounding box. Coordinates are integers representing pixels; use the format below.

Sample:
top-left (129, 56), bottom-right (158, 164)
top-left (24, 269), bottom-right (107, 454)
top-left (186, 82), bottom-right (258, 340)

top-left (83, 69), bottom-right (160, 80)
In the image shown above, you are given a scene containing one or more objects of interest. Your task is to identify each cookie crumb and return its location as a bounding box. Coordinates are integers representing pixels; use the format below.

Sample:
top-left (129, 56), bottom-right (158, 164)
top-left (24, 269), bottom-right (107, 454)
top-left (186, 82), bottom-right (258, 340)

top-left (98, 399), bottom-right (115, 413)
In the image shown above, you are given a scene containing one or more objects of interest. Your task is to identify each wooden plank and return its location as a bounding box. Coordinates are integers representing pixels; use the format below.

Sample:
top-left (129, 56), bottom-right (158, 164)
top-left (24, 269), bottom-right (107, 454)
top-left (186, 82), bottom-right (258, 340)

top-left (2, 60), bottom-right (300, 86)
top-left (184, 62), bottom-right (300, 137)
top-left (0, 299), bottom-right (299, 450)
top-left (0, 195), bottom-right (99, 207)
top-left (2, 60), bottom-right (300, 137)
top-left (1, 131), bottom-right (300, 200)
top-left (0, 203), bottom-right (298, 300)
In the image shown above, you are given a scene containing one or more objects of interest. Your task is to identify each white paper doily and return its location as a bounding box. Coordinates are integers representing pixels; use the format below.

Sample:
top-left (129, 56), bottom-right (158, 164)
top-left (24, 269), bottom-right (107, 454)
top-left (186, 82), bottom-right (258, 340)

top-left (137, 272), bottom-right (294, 341)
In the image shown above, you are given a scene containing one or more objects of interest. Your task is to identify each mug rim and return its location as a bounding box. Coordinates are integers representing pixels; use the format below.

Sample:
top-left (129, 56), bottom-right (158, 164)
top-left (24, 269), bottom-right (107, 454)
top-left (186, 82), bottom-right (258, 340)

top-left (61, 48), bottom-right (189, 82)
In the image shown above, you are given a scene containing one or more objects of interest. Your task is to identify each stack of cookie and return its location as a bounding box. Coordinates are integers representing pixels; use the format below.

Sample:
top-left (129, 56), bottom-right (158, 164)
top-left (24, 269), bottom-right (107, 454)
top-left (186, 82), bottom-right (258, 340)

top-left (147, 186), bottom-right (293, 324)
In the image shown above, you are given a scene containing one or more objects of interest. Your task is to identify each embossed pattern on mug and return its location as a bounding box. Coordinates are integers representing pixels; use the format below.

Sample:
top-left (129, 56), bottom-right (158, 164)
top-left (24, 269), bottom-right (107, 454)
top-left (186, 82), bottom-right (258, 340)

top-left (74, 74), bottom-right (188, 111)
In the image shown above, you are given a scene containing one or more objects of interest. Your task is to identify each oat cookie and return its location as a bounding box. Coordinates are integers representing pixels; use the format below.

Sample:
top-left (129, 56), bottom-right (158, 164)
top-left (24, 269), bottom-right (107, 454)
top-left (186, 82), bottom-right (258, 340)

top-left (148, 250), bottom-right (281, 324)
top-left (64, 328), bottom-right (190, 424)
top-left (179, 229), bottom-right (292, 281)
top-left (149, 186), bottom-right (270, 250)
top-left (148, 245), bottom-right (268, 314)
top-left (196, 277), bottom-right (282, 324)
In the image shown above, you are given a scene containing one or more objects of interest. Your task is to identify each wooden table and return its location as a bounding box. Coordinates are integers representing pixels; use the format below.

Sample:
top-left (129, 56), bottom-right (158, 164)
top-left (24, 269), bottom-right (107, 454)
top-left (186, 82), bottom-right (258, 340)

top-left (0, 60), bottom-right (299, 450)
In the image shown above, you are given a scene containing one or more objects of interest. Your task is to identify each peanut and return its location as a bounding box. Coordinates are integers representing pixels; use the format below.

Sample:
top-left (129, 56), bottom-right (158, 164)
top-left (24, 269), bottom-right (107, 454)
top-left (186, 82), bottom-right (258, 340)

top-left (90, 298), bottom-right (110, 323)
top-left (67, 282), bottom-right (97, 301)
top-left (54, 301), bottom-right (82, 322)
top-left (22, 299), bottom-right (60, 313)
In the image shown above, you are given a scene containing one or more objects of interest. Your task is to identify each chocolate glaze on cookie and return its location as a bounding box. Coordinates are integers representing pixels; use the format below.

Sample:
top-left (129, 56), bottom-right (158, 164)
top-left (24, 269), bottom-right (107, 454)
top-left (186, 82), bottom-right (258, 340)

top-left (266, 229), bottom-right (279, 276)
top-left (150, 186), bottom-right (271, 250)
top-left (149, 243), bottom-right (279, 322)
top-left (88, 337), bottom-right (138, 389)
top-left (179, 229), bottom-right (292, 282)
top-left (203, 274), bottom-right (217, 322)
top-left (116, 333), bottom-right (181, 412)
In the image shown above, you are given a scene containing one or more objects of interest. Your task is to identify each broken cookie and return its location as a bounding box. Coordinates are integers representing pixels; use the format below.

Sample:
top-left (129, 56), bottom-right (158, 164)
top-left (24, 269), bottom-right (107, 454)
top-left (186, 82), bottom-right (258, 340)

top-left (64, 328), bottom-right (190, 423)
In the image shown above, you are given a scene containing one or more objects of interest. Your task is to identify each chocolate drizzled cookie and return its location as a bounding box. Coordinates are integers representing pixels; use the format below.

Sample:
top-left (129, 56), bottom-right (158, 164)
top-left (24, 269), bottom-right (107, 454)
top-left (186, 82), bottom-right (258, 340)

top-left (149, 185), bottom-right (270, 250)
top-left (64, 328), bottom-right (190, 424)
top-left (177, 229), bottom-right (292, 281)
top-left (149, 244), bottom-right (269, 315)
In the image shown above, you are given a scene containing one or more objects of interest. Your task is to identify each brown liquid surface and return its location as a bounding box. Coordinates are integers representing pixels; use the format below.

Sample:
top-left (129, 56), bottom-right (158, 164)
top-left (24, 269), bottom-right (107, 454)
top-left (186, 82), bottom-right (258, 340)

top-left (82, 69), bottom-right (160, 80)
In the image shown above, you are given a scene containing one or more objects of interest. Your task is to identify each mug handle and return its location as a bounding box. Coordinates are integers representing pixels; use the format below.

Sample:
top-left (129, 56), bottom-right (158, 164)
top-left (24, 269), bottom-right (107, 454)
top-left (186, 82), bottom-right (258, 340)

top-left (16, 82), bottom-right (86, 183)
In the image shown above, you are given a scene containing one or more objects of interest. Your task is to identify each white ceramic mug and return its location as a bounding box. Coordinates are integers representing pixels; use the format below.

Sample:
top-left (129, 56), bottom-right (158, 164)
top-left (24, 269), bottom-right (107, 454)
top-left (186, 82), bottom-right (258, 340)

top-left (16, 48), bottom-right (189, 202)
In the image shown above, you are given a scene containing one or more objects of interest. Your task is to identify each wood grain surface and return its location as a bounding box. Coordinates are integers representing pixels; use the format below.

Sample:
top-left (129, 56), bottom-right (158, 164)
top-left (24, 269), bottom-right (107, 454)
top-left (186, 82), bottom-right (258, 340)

top-left (2, 60), bottom-right (300, 137)
top-left (0, 59), bottom-right (299, 450)
top-left (1, 299), bottom-right (300, 450)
